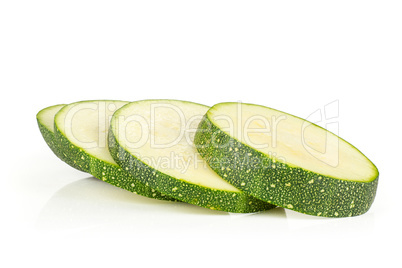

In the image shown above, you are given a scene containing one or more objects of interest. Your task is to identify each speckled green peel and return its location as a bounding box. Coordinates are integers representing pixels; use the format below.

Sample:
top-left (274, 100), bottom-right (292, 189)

top-left (194, 111), bottom-right (379, 218)
top-left (108, 100), bottom-right (274, 213)
top-left (36, 104), bottom-right (86, 172)
top-left (108, 130), bottom-right (274, 213)
top-left (54, 100), bottom-right (176, 202)
top-left (90, 153), bottom-right (173, 200)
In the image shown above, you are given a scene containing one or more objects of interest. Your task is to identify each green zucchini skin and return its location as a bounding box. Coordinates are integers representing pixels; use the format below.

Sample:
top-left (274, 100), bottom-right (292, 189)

top-left (194, 115), bottom-right (379, 217)
top-left (53, 103), bottom-right (176, 202)
top-left (37, 105), bottom-right (86, 172)
top-left (108, 127), bottom-right (275, 213)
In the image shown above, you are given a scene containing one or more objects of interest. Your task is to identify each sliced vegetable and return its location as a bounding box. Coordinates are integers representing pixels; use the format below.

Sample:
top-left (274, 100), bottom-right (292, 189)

top-left (194, 102), bottom-right (379, 217)
top-left (54, 100), bottom-right (175, 201)
top-left (109, 99), bottom-right (275, 213)
top-left (37, 104), bottom-right (85, 172)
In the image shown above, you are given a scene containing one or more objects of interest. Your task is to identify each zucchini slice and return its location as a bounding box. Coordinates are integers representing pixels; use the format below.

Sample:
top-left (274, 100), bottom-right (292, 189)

top-left (194, 102), bottom-right (379, 217)
top-left (109, 99), bottom-right (274, 213)
top-left (54, 100), bottom-right (175, 201)
top-left (37, 104), bottom-right (86, 172)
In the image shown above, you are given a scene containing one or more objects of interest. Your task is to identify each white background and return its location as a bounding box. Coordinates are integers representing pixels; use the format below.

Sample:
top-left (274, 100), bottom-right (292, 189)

top-left (1, 1), bottom-right (401, 267)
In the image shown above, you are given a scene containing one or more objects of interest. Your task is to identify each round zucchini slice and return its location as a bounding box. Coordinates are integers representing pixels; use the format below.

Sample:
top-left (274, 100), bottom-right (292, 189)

top-left (194, 102), bottom-right (379, 217)
top-left (54, 100), bottom-right (175, 201)
top-left (109, 99), bottom-right (275, 213)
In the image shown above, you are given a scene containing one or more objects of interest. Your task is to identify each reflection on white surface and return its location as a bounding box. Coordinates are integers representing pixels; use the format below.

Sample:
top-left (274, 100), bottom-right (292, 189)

top-left (36, 176), bottom-right (376, 238)
top-left (36, 177), bottom-right (288, 234)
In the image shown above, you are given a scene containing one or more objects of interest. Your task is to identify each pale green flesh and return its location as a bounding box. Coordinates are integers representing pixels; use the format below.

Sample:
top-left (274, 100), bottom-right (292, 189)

top-left (37, 104), bottom-right (65, 132)
top-left (55, 100), bottom-right (128, 164)
top-left (113, 100), bottom-right (240, 192)
top-left (208, 103), bottom-right (378, 182)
